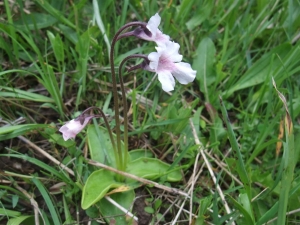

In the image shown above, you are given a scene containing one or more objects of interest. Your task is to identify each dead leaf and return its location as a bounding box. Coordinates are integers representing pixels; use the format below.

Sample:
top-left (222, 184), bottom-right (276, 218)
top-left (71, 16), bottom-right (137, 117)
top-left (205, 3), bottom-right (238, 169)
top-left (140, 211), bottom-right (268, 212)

top-left (276, 119), bottom-right (284, 157)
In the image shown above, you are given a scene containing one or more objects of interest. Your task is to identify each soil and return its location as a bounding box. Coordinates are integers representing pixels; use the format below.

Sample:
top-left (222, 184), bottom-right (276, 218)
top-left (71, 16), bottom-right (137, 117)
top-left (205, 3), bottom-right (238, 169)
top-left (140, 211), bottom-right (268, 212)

top-left (132, 189), bottom-right (152, 225)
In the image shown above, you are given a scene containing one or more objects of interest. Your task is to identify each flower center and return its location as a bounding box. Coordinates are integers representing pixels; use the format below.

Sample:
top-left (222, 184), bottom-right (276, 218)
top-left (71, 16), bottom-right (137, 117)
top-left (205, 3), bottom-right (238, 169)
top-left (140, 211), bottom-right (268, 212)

top-left (158, 54), bottom-right (174, 71)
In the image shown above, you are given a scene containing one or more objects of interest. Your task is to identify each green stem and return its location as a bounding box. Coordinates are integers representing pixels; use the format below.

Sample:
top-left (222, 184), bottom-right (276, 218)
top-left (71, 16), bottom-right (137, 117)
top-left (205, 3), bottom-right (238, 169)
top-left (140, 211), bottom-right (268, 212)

top-left (81, 106), bottom-right (119, 167)
top-left (110, 22), bottom-right (147, 172)
top-left (118, 54), bottom-right (149, 170)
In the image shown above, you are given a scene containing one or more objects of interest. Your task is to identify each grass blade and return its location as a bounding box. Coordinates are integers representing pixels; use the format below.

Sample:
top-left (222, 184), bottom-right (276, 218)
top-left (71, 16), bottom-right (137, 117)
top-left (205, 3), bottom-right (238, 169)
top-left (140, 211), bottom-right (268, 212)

top-left (31, 177), bottom-right (61, 225)
top-left (272, 78), bottom-right (295, 225)
top-left (219, 95), bottom-right (251, 200)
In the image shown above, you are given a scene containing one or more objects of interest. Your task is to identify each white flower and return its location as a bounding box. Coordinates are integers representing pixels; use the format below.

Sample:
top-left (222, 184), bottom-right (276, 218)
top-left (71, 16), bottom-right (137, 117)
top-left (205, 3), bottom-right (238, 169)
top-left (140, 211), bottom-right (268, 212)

top-left (135, 13), bottom-right (170, 45)
top-left (59, 118), bottom-right (91, 141)
top-left (145, 41), bottom-right (196, 92)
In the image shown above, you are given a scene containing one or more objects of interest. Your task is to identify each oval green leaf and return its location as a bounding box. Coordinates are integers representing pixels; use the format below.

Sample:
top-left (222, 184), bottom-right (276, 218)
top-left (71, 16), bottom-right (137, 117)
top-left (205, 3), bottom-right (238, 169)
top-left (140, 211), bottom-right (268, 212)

top-left (129, 149), bottom-right (154, 161)
top-left (81, 169), bottom-right (122, 209)
top-left (99, 190), bottom-right (135, 225)
top-left (126, 157), bottom-right (182, 182)
top-left (87, 125), bottom-right (118, 167)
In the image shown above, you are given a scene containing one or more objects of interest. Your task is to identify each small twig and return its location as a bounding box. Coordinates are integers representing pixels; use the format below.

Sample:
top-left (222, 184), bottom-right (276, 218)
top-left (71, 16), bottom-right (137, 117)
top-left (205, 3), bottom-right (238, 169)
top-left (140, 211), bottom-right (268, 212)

top-left (191, 109), bottom-right (212, 125)
top-left (171, 196), bottom-right (191, 225)
top-left (188, 144), bottom-right (201, 224)
top-left (166, 198), bottom-right (198, 218)
top-left (0, 179), bottom-right (26, 184)
top-left (205, 150), bottom-right (243, 186)
top-left (1, 117), bottom-right (26, 126)
top-left (104, 196), bottom-right (138, 222)
top-left (251, 187), bottom-right (269, 202)
top-left (14, 182), bottom-right (45, 225)
top-left (155, 195), bottom-right (178, 225)
top-left (172, 153), bottom-right (206, 225)
top-left (87, 159), bottom-right (190, 199)
top-left (189, 119), bottom-right (235, 224)
top-left (18, 135), bottom-right (75, 176)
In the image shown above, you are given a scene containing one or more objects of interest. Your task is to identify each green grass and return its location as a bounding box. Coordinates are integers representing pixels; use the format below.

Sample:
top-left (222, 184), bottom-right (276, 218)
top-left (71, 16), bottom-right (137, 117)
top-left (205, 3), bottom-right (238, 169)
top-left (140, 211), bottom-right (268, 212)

top-left (1, 0), bottom-right (300, 224)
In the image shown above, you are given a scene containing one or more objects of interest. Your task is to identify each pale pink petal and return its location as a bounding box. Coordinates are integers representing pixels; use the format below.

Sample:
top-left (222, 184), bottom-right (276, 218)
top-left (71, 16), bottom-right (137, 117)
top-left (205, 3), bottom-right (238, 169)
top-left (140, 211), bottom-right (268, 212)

top-left (134, 13), bottom-right (170, 45)
top-left (146, 13), bottom-right (161, 36)
top-left (163, 42), bottom-right (181, 60)
top-left (157, 71), bottom-right (175, 92)
top-left (59, 118), bottom-right (91, 141)
top-left (148, 52), bottom-right (160, 70)
top-left (157, 59), bottom-right (176, 72)
top-left (157, 42), bottom-right (182, 62)
top-left (172, 62), bottom-right (197, 84)
top-left (59, 126), bottom-right (76, 140)
top-left (154, 30), bottom-right (170, 45)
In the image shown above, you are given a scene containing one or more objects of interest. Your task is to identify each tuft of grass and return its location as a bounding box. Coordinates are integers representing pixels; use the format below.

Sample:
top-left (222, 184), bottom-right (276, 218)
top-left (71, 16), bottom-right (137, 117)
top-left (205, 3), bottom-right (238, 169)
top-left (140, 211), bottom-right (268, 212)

top-left (1, 0), bottom-right (300, 224)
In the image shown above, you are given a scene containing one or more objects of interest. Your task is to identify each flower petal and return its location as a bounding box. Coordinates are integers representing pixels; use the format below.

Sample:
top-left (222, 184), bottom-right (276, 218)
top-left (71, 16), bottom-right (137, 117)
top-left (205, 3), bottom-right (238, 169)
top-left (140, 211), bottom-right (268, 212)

top-left (172, 62), bottom-right (197, 84)
top-left (148, 52), bottom-right (160, 70)
top-left (59, 125), bottom-right (76, 140)
top-left (63, 132), bottom-right (76, 141)
top-left (59, 118), bottom-right (91, 141)
top-left (154, 30), bottom-right (170, 45)
top-left (132, 13), bottom-right (170, 45)
top-left (157, 41), bottom-right (182, 62)
top-left (157, 71), bottom-right (175, 92)
top-left (146, 13), bottom-right (161, 36)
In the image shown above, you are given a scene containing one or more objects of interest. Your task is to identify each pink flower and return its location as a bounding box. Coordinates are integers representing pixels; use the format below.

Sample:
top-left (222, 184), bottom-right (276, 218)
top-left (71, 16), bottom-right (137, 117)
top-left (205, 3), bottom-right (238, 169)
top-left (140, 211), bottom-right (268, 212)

top-left (134, 13), bottom-right (170, 45)
top-left (144, 41), bottom-right (196, 92)
top-left (59, 117), bottom-right (92, 141)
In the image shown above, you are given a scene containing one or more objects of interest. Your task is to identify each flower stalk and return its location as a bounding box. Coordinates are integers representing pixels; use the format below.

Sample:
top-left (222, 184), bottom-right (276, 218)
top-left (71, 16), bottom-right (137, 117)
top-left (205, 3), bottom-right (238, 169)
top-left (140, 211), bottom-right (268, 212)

top-left (117, 54), bottom-right (150, 168)
top-left (83, 107), bottom-right (120, 166)
top-left (109, 22), bottom-right (151, 172)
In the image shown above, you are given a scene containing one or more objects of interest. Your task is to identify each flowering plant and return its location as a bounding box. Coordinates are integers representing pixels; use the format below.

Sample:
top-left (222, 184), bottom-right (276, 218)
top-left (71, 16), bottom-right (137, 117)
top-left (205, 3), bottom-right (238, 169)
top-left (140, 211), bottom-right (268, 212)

top-left (59, 10), bottom-right (196, 222)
